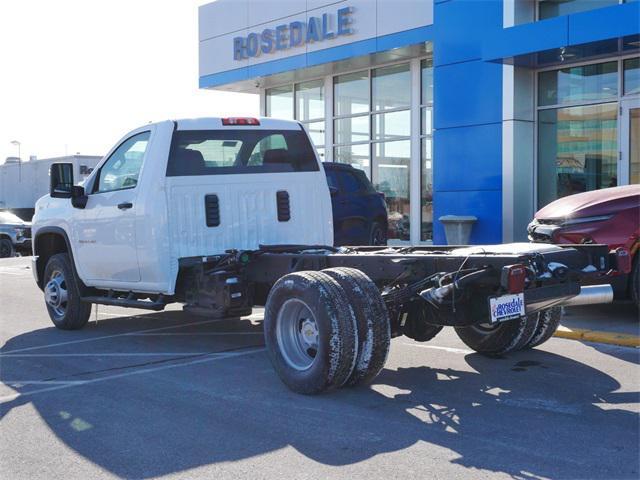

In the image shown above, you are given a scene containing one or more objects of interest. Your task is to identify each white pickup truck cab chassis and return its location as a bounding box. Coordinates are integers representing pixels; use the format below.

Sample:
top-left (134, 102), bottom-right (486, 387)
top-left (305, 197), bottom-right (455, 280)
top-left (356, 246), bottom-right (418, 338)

top-left (31, 117), bottom-right (628, 394)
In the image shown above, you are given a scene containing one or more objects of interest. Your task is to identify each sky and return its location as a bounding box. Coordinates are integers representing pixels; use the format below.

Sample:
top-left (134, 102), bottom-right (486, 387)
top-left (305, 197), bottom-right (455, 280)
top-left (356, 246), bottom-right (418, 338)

top-left (0, 0), bottom-right (258, 163)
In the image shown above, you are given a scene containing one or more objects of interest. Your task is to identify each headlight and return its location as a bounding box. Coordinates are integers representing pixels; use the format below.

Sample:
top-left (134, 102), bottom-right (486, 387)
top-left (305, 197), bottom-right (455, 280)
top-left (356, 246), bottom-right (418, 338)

top-left (561, 214), bottom-right (613, 226)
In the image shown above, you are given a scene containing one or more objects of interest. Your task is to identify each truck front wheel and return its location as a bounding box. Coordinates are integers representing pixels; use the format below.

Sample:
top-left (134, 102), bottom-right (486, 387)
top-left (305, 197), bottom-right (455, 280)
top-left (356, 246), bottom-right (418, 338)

top-left (454, 313), bottom-right (539, 356)
top-left (264, 271), bottom-right (357, 394)
top-left (43, 253), bottom-right (91, 330)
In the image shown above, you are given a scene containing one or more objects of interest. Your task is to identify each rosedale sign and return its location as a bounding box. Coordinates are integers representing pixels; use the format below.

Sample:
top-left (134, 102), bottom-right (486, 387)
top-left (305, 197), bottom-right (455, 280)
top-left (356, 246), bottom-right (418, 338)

top-left (233, 6), bottom-right (354, 60)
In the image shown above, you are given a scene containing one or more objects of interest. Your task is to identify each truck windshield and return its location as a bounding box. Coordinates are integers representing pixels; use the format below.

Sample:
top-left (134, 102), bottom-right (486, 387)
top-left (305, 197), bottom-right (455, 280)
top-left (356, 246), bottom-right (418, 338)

top-left (166, 129), bottom-right (319, 176)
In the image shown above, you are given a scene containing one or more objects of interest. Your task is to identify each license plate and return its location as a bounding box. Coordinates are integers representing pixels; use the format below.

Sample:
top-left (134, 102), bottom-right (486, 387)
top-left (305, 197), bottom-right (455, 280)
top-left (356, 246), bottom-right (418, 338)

top-left (489, 293), bottom-right (525, 323)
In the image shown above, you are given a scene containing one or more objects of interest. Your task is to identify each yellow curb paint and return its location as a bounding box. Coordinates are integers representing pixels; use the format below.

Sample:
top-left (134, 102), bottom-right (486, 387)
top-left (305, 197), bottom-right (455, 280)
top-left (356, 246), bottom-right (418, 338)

top-left (554, 327), bottom-right (640, 348)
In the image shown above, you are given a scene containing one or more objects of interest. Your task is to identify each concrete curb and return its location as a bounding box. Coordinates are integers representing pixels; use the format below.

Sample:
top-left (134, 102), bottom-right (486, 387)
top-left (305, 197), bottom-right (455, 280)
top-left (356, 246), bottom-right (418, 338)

top-left (554, 326), bottom-right (640, 348)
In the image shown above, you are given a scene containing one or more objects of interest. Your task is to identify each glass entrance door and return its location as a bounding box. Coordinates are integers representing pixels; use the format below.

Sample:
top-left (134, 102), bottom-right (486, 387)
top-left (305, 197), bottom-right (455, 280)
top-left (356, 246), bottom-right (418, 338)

top-left (620, 98), bottom-right (640, 185)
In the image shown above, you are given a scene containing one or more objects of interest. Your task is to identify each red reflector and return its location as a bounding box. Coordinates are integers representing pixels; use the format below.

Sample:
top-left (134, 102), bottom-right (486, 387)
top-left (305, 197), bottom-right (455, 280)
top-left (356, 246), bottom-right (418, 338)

top-left (221, 117), bottom-right (260, 126)
top-left (614, 247), bottom-right (632, 274)
top-left (501, 264), bottom-right (527, 294)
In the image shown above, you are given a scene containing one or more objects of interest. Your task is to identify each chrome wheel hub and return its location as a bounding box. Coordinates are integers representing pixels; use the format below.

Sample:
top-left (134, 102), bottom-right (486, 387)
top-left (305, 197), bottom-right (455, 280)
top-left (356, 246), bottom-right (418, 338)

top-left (45, 270), bottom-right (68, 319)
top-left (276, 298), bottom-right (319, 371)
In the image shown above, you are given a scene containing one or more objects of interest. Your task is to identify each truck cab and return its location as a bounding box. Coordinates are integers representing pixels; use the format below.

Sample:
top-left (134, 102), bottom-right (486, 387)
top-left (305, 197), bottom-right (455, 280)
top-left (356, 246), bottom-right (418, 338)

top-left (32, 117), bottom-right (333, 297)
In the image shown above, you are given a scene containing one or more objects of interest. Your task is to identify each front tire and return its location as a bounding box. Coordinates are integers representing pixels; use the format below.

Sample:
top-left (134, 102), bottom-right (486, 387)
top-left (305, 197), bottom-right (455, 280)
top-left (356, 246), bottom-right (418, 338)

top-left (369, 222), bottom-right (387, 246)
top-left (630, 255), bottom-right (640, 309)
top-left (454, 313), bottom-right (539, 356)
top-left (0, 238), bottom-right (14, 258)
top-left (43, 253), bottom-right (91, 330)
top-left (264, 271), bottom-right (358, 394)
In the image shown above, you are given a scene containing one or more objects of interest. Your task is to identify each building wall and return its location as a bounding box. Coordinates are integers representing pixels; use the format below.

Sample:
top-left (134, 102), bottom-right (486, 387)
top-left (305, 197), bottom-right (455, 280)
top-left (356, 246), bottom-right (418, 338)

top-left (431, 0), bottom-right (504, 244)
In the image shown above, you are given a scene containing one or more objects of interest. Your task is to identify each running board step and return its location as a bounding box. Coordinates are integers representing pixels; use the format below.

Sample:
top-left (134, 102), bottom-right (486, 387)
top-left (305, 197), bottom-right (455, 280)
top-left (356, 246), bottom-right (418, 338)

top-left (81, 296), bottom-right (166, 311)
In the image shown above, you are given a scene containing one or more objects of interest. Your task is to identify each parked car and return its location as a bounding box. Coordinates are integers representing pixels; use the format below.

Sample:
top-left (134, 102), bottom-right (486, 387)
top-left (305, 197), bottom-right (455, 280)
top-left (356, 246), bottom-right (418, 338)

top-left (0, 211), bottom-right (32, 257)
top-left (323, 162), bottom-right (388, 246)
top-left (528, 184), bottom-right (640, 306)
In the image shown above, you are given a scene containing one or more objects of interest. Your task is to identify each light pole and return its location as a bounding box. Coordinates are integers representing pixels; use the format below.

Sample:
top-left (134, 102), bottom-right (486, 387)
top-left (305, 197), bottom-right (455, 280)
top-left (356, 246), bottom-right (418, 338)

top-left (9, 140), bottom-right (21, 181)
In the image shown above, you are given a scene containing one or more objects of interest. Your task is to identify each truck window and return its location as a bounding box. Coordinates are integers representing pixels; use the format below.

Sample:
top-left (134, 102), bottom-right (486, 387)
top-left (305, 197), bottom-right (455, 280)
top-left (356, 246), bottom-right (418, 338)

top-left (166, 129), bottom-right (319, 176)
top-left (95, 132), bottom-right (150, 193)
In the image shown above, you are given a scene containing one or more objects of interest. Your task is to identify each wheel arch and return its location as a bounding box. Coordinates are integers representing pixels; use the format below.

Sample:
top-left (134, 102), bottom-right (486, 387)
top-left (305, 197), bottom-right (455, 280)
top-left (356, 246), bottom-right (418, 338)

top-left (33, 227), bottom-right (82, 291)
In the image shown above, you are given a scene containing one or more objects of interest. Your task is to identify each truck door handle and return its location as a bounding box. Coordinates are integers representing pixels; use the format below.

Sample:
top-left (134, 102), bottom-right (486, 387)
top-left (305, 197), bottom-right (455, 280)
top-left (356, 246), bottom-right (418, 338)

top-left (117, 202), bottom-right (133, 210)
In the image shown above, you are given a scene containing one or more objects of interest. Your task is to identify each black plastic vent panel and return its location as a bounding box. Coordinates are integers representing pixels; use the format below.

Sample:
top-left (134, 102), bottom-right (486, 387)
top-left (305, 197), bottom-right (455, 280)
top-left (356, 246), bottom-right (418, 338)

top-left (204, 194), bottom-right (220, 227)
top-left (276, 191), bottom-right (290, 222)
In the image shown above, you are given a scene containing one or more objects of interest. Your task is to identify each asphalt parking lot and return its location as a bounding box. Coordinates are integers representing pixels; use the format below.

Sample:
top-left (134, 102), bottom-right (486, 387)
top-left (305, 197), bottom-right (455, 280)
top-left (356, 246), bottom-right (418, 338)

top-left (1, 256), bottom-right (639, 480)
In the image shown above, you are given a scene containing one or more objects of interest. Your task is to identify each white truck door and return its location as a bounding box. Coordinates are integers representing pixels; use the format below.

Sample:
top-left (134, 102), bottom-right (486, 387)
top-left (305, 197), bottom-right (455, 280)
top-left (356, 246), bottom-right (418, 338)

top-left (73, 131), bottom-right (151, 283)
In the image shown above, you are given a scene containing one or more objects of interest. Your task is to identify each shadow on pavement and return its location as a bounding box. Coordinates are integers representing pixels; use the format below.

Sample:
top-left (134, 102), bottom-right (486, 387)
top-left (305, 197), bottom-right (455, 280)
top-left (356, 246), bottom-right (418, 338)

top-left (1, 312), bottom-right (638, 479)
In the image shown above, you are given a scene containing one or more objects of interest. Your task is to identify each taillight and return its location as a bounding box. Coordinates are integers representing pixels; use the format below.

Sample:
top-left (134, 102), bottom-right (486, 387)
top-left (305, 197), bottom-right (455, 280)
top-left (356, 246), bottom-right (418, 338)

top-left (221, 117), bottom-right (260, 126)
top-left (614, 247), bottom-right (632, 274)
top-left (500, 264), bottom-right (527, 294)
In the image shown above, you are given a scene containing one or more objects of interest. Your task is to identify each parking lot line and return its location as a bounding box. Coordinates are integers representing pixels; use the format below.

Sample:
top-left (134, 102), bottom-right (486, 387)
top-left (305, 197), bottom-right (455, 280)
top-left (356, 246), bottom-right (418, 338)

top-left (0, 347), bottom-right (265, 404)
top-left (2, 318), bottom-right (256, 354)
top-left (403, 343), bottom-right (474, 355)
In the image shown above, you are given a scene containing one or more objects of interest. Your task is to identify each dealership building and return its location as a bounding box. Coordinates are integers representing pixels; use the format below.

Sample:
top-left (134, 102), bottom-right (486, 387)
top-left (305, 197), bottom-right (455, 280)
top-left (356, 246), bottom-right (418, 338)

top-left (198, 0), bottom-right (639, 245)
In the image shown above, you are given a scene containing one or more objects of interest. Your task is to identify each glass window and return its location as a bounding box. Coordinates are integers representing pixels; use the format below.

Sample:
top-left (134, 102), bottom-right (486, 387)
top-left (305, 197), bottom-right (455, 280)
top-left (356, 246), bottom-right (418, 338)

top-left (334, 71), bottom-right (369, 116)
top-left (373, 110), bottom-right (411, 141)
top-left (538, 61), bottom-right (618, 107)
top-left (303, 121), bottom-right (325, 148)
top-left (266, 85), bottom-right (293, 120)
top-left (334, 144), bottom-right (370, 172)
top-left (296, 80), bottom-right (324, 121)
top-left (537, 103), bottom-right (618, 207)
top-left (630, 108), bottom-right (640, 184)
top-left (538, 0), bottom-right (619, 20)
top-left (167, 130), bottom-right (318, 176)
top-left (372, 63), bottom-right (411, 111)
top-left (421, 58), bottom-right (433, 106)
top-left (421, 138), bottom-right (433, 241)
top-left (334, 116), bottom-right (369, 145)
top-left (624, 57), bottom-right (640, 95)
top-left (96, 132), bottom-right (150, 193)
top-left (374, 140), bottom-right (410, 241)
top-left (421, 107), bottom-right (433, 135)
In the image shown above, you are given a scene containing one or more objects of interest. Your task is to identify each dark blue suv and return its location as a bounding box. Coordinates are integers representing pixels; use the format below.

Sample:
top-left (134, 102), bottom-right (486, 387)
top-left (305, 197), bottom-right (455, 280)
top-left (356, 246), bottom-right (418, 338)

top-left (323, 162), bottom-right (388, 246)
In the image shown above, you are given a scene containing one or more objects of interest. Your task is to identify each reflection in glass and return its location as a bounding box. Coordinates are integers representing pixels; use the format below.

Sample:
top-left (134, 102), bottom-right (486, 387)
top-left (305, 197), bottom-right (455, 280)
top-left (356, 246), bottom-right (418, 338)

top-left (421, 107), bottom-right (433, 135)
top-left (421, 137), bottom-right (433, 241)
top-left (624, 57), bottom-right (640, 96)
top-left (374, 140), bottom-right (410, 241)
top-left (334, 116), bottom-right (369, 145)
top-left (266, 85), bottom-right (294, 120)
top-left (334, 71), bottom-right (369, 116)
top-left (334, 144), bottom-right (370, 173)
top-left (421, 58), bottom-right (433, 105)
top-left (538, 62), bottom-right (618, 107)
top-left (538, 0), bottom-right (618, 20)
top-left (296, 80), bottom-right (325, 121)
top-left (538, 103), bottom-right (618, 208)
top-left (373, 110), bottom-right (410, 141)
top-left (303, 121), bottom-right (325, 147)
top-left (372, 63), bottom-right (411, 111)
top-left (630, 108), bottom-right (640, 184)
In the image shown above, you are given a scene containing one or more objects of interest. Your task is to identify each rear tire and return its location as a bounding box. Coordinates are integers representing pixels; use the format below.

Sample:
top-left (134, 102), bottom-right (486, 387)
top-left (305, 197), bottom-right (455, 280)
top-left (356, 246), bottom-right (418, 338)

top-left (43, 253), bottom-right (91, 330)
top-left (322, 267), bottom-right (391, 386)
top-left (264, 271), bottom-right (357, 394)
top-left (525, 307), bottom-right (562, 349)
top-left (0, 238), bottom-right (14, 258)
top-left (369, 222), bottom-right (387, 246)
top-left (454, 313), bottom-right (539, 356)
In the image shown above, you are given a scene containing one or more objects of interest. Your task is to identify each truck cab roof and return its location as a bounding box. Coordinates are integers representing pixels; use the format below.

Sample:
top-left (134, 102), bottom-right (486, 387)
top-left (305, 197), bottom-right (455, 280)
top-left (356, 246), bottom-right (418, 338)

top-left (174, 117), bottom-right (302, 131)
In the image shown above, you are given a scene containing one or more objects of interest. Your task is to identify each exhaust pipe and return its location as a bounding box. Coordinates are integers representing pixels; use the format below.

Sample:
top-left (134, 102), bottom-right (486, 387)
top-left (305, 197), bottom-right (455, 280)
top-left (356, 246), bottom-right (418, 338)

top-left (561, 284), bottom-right (614, 307)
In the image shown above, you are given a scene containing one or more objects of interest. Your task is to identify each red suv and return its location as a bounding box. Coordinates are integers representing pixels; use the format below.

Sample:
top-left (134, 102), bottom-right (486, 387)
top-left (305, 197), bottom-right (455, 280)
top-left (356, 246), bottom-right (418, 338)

top-left (528, 185), bottom-right (640, 306)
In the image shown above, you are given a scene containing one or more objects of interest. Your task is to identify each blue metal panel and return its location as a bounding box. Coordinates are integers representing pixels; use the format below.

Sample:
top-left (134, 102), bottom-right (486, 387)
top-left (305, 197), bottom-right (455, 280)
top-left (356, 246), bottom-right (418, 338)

top-left (307, 38), bottom-right (377, 67)
top-left (434, 123), bottom-right (502, 192)
top-left (433, 190), bottom-right (503, 245)
top-left (248, 54), bottom-right (307, 78)
top-left (568, 3), bottom-right (640, 45)
top-left (434, 59), bottom-right (503, 129)
top-left (433, 0), bottom-right (502, 67)
top-left (482, 17), bottom-right (569, 62)
top-left (199, 67), bottom-right (250, 89)
top-left (376, 25), bottom-right (434, 52)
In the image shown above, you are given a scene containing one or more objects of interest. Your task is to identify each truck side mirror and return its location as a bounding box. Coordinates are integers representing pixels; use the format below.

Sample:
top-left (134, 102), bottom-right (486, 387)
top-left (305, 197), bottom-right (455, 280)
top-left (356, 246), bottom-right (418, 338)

top-left (50, 163), bottom-right (74, 198)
